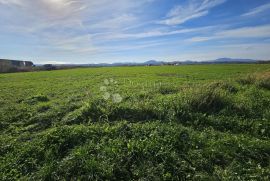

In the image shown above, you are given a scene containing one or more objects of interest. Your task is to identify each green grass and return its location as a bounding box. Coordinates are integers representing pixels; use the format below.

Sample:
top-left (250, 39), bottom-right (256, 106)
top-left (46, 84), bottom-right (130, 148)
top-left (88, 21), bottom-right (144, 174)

top-left (1, 64), bottom-right (270, 180)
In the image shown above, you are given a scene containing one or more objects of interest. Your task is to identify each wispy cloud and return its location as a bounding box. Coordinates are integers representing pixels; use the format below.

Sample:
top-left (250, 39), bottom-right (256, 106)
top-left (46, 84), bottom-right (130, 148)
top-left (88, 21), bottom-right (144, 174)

top-left (101, 40), bottom-right (167, 52)
top-left (187, 25), bottom-right (270, 42)
top-left (0, 0), bottom-right (23, 5)
top-left (89, 14), bottom-right (137, 30)
top-left (95, 26), bottom-right (215, 41)
top-left (0, 0), bottom-right (154, 54)
top-left (159, 0), bottom-right (226, 26)
top-left (159, 42), bottom-right (270, 61)
top-left (1, 0), bottom-right (216, 45)
top-left (242, 2), bottom-right (270, 17)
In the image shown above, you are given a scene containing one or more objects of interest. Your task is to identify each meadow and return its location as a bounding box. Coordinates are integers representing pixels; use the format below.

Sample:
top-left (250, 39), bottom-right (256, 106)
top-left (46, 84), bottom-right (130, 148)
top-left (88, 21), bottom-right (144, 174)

top-left (0, 64), bottom-right (270, 180)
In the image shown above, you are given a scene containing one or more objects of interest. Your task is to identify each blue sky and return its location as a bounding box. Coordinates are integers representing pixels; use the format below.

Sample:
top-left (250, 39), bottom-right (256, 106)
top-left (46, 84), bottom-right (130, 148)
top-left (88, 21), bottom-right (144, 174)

top-left (0, 0), bottom-right (270, 64)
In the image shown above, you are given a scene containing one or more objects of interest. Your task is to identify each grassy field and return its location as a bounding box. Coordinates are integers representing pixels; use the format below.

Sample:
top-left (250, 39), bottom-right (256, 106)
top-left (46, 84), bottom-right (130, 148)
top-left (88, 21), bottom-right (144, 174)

top-left (1, 64), bottom-right (270, 180)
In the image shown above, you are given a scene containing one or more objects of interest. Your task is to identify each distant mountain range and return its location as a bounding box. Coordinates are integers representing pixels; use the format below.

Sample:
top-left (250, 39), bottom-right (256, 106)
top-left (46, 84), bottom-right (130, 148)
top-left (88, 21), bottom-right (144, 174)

top-left (37, 58), bottom-right (268, 67)
top-left (209, 58), bottom-right (257, 63)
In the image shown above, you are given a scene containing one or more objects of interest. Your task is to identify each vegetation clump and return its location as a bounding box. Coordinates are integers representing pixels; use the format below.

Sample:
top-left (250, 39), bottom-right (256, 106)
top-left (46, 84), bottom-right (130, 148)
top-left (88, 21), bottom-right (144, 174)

top-left (24, 95), bottom-right (49, 105)
top-left (256, 72), bottom-right (270, 90)
top-left (188, 86), bottom-right (230, 114)
top-left (157, 85), bottom-right (179, 95)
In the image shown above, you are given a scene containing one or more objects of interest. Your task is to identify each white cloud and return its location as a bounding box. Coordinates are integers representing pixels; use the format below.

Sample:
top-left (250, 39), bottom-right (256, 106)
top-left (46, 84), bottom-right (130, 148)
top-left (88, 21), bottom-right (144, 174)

top-left (89, 14), bottom-right (138, 30)
top-left (36, 33), bottom-right (100, 55)
top-left (187, 25), bottom-right (270, 42)
top-left (0, 0), bottom-right (155, 55)
top-left (242, 2), bottom-right (270, 17)
top-left (102, 41), bottom-right (165, 52)
top-left (93, 26), bottom-right (215, 41)
top-left (159, 0), bottom-right (226, 26)
top-left (0, 0), bottom-right (22, 5)
top-left (218, 25), bottom-right (270, 38)
top-left (199, 43), bottom-right (270, 60)
top-left (188, 36), bottom-right (213, 42)
top-left (156, 43), bottom-right (270, 61)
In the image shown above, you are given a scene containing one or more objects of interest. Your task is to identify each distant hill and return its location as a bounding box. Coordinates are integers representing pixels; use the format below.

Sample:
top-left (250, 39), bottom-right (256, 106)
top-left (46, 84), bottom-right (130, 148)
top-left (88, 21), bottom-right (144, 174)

top-left (52, 60), bottom-right (166, 67)
top-left (210, 58), bottom-right (257, 63)
top-left (178, 58), bottom-right (258, 65)
top-left (2, 57), bottom-right (267, 73)
top-left (141, 58), bottom-right (258, 65)
top-left (144, 60), bottom-right (164, 65)
top-left (36, 57), bottom-right (263, 68)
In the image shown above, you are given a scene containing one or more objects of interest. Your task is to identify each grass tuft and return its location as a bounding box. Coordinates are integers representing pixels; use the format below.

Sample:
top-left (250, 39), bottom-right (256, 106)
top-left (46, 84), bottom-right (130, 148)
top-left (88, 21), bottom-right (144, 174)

top-left (189, 86), bottom-right (230, 114)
